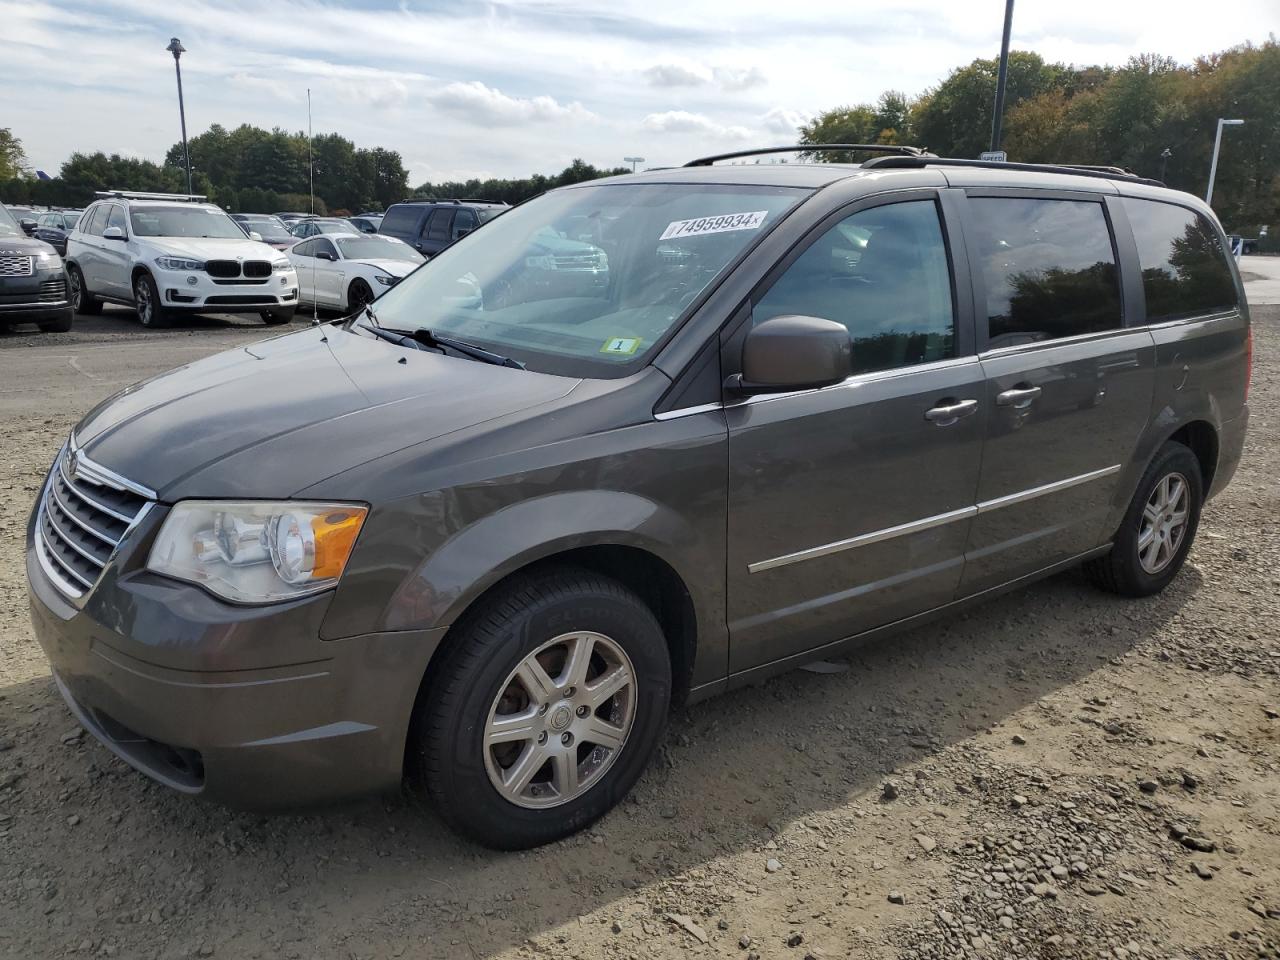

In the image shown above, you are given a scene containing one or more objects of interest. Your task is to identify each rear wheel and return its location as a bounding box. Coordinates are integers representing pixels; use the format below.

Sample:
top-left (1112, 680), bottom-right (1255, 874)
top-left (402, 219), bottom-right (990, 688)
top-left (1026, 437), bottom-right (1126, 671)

top-left (1086, 441), bottom-right (1203, 597)
top-left (346, 278), bottom-right (374, 315)
top-left (37, 309), bottom-right (73, 333)
top-left (132, 272), bottom-right (169, 328)
top-left (260, 307), bottom-right (296, 326)
top-left (408, 567), bottom-right (671, 849)
top-left (67, 265), bottom-right (102, 315)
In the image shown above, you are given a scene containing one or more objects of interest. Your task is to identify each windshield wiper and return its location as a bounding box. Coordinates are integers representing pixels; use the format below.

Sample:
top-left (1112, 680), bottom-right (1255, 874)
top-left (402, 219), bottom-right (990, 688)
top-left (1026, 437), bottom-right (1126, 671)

top-left (357, 318), bottom-right (524, 369)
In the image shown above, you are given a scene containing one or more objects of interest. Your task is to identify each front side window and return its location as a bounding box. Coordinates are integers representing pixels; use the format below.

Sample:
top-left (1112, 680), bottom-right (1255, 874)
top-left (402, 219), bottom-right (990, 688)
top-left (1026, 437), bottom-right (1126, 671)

top-left (755, 199), bottom-right (955, 375)
top-left (106, 205), bottom-right (128, 234)
top-left (292, 239), bottom-right (315, 257)
top-left (969, 197), bottom-right (1121, 346)
top-left (314, 239), bottom-right (337, 259)
top-left (1120, 197), bottom-right (1237, 321)
top-left (367, 182), bottom-right (809, 377)
top-left (0, 205), bottom-right (20, 238)
top-left (452, 209), bottom-right (478, 239)
top-left (129, 206), bottom-right (247, 239)
top-left (426, 208), bottom-right (453, 242)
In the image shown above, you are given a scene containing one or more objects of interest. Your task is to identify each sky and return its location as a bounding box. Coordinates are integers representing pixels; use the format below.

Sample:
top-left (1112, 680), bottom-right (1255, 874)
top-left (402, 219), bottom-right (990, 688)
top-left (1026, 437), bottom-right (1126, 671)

top-left (6, 0), bottom-right (1279, 185)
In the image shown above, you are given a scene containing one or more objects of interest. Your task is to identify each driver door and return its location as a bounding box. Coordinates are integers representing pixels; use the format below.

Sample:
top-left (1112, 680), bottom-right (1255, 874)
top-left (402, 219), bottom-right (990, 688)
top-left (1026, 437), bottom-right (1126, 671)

top-left (312, 238), bottom-right (344, 306)
top-left (725, 192), bottom-right (985, 673)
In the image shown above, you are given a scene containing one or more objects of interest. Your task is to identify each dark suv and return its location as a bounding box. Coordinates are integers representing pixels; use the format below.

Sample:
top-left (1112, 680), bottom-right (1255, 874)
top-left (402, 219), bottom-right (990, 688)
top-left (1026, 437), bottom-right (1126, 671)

top-left (377, 198), bottom-right (507, 257)
top-left (0, 203), bottom-right (72, 332)
top-left (27, 147), bottom-right (1249, 849)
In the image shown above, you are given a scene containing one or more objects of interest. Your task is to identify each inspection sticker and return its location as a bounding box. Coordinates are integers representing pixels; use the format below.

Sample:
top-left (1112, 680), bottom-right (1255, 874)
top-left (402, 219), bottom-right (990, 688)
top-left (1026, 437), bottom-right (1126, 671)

top-left (601, 337), bottom-right (642, 355)
top-left (659, 210), bottom-right (769, 241)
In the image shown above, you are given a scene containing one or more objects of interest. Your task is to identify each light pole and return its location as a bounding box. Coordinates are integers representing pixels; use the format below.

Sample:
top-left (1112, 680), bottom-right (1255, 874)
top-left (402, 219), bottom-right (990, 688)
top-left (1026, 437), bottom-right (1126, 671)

top-left (1158, 147), bottom-right (1172, 183)
top-left (166, 37), bottom-right (193, 196)
top-left (623, 156), bottom-right (645, 173)
top-left (1205, 118), bottom-right (1243, 207)
top-left (988, 0), bottom-right (1015, 154)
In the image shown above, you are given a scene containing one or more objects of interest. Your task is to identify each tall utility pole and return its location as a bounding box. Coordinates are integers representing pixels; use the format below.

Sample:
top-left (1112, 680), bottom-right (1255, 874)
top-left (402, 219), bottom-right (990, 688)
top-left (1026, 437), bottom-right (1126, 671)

top-left (623, 156), bottom-right (645, 173)
top-left (1159, 147), bottom-right (1172, 182)
top-left (1205, 118), bottom-right (1244, 207)
top-left (988, 0), bottom-right (1015, 155)
top-left (166, 37), bottom-right (193, 195)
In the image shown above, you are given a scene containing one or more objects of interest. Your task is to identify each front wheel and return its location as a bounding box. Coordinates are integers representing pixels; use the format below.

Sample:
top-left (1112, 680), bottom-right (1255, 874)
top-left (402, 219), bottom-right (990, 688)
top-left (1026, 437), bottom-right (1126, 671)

top-left (346, 278), bottom-right (374, 315)
top-left (408, 567), bottom-right (671, 849)
top-left (133, 273), bottom-right (169, 328)
top-left (1086, 441), bottom-right (1203, 597)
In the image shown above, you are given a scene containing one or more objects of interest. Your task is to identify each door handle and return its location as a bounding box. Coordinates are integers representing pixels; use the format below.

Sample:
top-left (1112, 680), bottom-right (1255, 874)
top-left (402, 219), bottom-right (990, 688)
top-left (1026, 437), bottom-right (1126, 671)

top-left (923, 398), bottom-right (978, 425)
top-left (995, 385), bottom-right (1042, 408)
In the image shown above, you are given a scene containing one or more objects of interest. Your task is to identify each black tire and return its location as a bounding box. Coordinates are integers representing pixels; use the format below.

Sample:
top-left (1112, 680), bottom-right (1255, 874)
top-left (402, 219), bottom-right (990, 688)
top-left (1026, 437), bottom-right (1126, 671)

top-left (260, 307), bottom-right (296, 326)
top-left (1086, 441), bottom-right (1203, 597)
top-left (408, 567), bottom-right (671, 849)
top-left (37, 309), bottom-right (73, 333)
top-left (346, 278), bottom-right (374, 314)
top-left (67, 265), bottom-right (102, 315)
top-left (132, 272), bottom-right (169, 328)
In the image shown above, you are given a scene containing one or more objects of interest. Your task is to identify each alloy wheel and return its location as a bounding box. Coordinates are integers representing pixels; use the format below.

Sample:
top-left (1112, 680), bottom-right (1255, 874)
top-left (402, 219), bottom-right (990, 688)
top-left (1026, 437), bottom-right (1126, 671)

top-left (68, 269), bottom-right (81, 310)
top-left (1138, 471), bottom-right (1189, 574)
top-left (483, 631), bottom-right (636, 809)
top-left (135, 279), bottom-right (152, 324)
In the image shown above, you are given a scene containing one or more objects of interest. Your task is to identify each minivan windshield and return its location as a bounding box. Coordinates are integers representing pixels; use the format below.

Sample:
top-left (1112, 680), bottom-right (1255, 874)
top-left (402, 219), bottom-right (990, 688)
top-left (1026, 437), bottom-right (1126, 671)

top-left (130, 206), bottom-right (248, 239)
top-left (366, 182), bottom-right (808, 376)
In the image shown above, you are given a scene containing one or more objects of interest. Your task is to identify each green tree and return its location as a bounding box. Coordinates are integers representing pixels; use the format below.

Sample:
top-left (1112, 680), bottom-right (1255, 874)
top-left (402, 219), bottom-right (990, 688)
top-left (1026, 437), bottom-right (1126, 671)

top-left (0, 128), bottom-right (29, 180)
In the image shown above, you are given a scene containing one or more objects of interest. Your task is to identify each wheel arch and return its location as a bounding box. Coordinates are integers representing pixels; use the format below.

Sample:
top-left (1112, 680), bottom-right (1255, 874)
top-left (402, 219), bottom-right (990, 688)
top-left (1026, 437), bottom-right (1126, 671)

top-left (1166, 419), bottom-right (1219, 494)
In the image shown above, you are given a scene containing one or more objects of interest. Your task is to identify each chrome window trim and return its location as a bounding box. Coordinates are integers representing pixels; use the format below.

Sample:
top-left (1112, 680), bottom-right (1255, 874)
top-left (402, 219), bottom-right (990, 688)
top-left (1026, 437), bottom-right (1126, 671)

top-left (653, 401), bottom-right (724, 421)
top-left (1142, 308), bottom-right (1241, 331)
top-left (735, 355), bottom-right (981, 409)
top-left (978, 326), bottom-right (1147, 359)
top-left (747, 463), bottom-right (1122, 574)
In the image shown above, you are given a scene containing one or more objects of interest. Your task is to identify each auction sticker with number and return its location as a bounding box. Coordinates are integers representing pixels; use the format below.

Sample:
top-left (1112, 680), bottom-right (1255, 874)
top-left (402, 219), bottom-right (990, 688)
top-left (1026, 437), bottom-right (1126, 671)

top-left (659, 210), bottom-right (769, 241)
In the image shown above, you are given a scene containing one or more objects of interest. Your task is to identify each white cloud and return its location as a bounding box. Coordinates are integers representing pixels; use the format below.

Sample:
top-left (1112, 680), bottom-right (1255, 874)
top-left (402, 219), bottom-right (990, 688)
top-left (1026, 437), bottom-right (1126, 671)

top-left (714, 66), bottom-right (767, 91)
top-left (762, 107), bottom-right (807, 135)
top-left (642, 111), bottom-right (752, 140)
top-left (429, 81), bottom-right (595, 126)
top-left (643, 63), bottom-right (710, 87)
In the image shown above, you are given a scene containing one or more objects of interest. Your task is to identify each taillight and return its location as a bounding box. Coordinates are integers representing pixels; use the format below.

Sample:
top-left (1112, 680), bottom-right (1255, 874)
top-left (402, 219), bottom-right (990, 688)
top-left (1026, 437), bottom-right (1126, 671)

top-left (1245, 325), bottom-right (1252, 402)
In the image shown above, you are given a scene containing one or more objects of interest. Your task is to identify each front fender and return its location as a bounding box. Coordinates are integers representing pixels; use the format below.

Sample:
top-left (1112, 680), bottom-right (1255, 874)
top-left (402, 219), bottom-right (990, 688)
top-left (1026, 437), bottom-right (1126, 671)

top-left (380, 488), bottom-right (716, 633)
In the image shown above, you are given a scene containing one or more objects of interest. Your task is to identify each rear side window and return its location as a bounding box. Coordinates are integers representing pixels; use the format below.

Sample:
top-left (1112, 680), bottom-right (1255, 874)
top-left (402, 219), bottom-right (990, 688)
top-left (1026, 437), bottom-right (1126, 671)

top-left (379, 206), bottom-right (419, 236)
top-left (426, 208), bottom-right (453, 242)
top-left (1120, 197), bottom-right (1237, 321)
top-left (969, 197), bottom-right (1122, 346)
top-left (755, 199), bottom-right (955, 375)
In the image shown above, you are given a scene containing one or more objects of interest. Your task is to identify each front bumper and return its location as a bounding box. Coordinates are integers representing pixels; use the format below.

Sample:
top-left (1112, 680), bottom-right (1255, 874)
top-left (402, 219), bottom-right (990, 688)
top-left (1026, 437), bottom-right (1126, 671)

top-left (151, 265), bottom-right (298, 313)
top-left (26, 504), bottom-right (445, 808)
top-left (0, 268), bottom-right (69, 321)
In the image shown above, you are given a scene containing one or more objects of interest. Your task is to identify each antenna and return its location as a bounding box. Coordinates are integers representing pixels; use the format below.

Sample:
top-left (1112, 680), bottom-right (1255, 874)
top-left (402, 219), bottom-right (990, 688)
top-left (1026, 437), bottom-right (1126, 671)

top-left (307, 87), bottom-right (319, 326)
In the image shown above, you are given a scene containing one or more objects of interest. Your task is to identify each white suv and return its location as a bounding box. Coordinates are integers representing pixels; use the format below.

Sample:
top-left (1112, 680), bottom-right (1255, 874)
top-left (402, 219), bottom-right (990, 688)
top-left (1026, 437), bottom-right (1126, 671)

top-left (65, 191), bottom-right (299, 327)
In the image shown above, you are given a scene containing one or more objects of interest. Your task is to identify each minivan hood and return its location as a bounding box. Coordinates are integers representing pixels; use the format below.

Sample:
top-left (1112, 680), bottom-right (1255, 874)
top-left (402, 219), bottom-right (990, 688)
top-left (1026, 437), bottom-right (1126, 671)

top-left (74, 325), bottom-right (578, 500)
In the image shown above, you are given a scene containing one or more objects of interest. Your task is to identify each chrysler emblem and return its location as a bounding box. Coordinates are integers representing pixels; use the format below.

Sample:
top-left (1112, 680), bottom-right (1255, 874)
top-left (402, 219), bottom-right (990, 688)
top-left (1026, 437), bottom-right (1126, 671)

top-left (68, 451), bottom-right (81, 477)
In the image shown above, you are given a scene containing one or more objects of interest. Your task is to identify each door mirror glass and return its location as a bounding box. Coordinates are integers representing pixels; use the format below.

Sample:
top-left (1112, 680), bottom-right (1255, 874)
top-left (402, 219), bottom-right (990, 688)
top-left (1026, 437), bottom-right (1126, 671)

top-left (317, 250), bottom-right (336, 261)
top-left (732, 315), bottom-right (852, 393)
top-left (20, 219), bottom-right (36, 234)
top-left (102, 226), bottom-right (126, 240)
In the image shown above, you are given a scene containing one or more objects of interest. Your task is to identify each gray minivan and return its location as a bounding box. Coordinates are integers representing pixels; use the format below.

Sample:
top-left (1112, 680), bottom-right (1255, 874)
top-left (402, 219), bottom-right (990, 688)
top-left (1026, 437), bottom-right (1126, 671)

top-left (27, 147), bottom-right (1250, 849)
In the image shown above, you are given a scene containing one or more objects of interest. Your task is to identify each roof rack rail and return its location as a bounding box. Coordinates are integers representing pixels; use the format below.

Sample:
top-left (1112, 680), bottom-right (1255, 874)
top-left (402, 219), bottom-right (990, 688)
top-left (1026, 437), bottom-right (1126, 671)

top-left (685, 144), bottom-right (933, 167)
top-left (397, 197), bottom-right (509, 205)
top-left (94, 190), bottom-right (209, 202)
top-left (859, 155), bottom-right (1165, 188)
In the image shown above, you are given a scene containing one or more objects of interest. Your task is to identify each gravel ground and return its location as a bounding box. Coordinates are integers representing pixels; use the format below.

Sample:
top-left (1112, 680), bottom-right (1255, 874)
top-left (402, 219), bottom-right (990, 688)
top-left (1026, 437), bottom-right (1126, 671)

top-left (0, 304), bottom-right (1277, 960)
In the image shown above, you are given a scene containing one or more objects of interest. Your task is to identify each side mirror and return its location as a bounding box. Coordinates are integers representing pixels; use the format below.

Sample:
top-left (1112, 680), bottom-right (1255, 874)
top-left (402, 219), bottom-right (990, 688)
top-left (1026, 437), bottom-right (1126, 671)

top-left (102, 226), bottom-right (126, 241)
top-left (317, 251), bottom-right (336, 262)
top-left (249, 231), bottom-right (263, 242)
top-left (20, 219), bottom-right (36, 234)
top-left (728, 315), bottom-right (852, 394)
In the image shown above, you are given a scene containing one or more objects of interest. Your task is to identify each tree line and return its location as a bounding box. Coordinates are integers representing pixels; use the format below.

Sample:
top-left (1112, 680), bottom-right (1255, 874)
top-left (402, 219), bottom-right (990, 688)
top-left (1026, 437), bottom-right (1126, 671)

top-left (800, 40), bottom-right (1278, 235)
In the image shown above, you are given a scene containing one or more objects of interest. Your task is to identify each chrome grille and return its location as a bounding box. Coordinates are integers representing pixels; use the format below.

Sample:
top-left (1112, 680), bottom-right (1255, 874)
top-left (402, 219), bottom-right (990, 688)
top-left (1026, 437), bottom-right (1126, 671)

top-left (35, 442), bottom-right (154, 600)
top-left (0, 256), bottom-right (34, 277)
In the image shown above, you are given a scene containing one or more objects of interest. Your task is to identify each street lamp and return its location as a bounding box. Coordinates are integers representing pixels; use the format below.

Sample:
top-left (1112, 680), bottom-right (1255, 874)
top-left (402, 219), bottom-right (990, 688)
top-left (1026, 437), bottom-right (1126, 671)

top-left (1158, 147), bottom-right (1172, 183)
top-left (623, 156), bottom-right (645, 173)
top-left (1205, 118), bottom-right (1244, 207)
top-left (166, 37), bottom-right (193, 196)
top-left (988, 0), bottom-right (1015, 154)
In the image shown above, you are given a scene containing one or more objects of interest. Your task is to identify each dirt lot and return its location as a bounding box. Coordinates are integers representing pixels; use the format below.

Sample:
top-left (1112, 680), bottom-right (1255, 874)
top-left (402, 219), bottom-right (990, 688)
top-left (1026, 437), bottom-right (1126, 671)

top-left (0, 302), bottom-right (1277, 960)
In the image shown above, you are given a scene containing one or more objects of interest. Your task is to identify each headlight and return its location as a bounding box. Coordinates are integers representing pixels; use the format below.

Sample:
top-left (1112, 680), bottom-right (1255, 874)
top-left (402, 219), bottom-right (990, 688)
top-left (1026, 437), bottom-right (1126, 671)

top-left (155, 256), bottom-right (206, 271)
top-left (273, 259), bottom-right (292, 272)
top-left (147, 500), bottom-right (367, 604)
top-left (374, 273), bottom-right (396, 286)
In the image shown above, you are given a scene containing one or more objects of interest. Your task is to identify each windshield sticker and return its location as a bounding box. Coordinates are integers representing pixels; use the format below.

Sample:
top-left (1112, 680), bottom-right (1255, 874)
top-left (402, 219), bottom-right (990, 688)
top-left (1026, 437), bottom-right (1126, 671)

top-left (600, 337), bottom-right (642, 355)
top-left (659, 210), bottom-right (769, 241)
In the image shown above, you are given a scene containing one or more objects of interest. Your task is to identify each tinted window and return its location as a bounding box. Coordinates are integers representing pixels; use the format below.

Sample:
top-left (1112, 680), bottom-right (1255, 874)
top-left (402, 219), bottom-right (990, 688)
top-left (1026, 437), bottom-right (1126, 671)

top-left (1121, 197), bottom-right (1237, 321)
top-left (293, 239), bottom-right (314, 257)
top-left (970, 197), bottom-right (1121, 346)
top-left (106, 205), bottom-right (128, 234)
top-left (426, 208), bottom-right (453, 241)
top-left (755, 199), bottom-right (955, 374)
top-left (452, 209), bottom-right (478, 239)
top-left (82, 205), bottom-right (107, 236)
top-left (314, 239), bottom-right (337, 259)
top-left (379, 205), bottom-right (420, 236)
